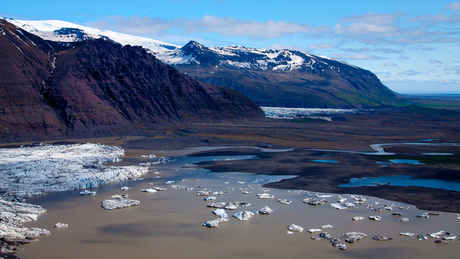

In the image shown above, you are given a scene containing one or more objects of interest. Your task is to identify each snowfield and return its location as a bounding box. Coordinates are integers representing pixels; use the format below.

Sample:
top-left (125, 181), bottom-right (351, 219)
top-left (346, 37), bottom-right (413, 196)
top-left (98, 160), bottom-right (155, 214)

top-left (7, 18), bottom-right (179, 53)
top-left (0, 143), bottom-right (150, 200)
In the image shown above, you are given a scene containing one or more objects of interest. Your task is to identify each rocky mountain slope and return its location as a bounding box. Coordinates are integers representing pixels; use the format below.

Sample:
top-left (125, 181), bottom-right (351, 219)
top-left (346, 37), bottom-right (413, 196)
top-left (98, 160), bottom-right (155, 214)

top-left (0, 19), bottom-right (264, 143)
top-left (158, 41), bottom-right (400, 108)
top-left (10, 18), bottom-right (400, 109)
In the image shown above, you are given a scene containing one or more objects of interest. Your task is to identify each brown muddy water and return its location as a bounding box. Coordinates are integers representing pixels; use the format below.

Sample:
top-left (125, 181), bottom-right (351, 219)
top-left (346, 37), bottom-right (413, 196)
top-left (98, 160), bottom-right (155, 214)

top-left (15, 138), bottom-right (460, 259)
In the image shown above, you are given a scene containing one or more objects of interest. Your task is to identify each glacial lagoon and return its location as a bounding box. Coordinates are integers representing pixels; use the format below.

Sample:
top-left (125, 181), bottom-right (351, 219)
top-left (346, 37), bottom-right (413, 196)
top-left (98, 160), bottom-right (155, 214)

top-left (2, 141), bottom-right (458, 259)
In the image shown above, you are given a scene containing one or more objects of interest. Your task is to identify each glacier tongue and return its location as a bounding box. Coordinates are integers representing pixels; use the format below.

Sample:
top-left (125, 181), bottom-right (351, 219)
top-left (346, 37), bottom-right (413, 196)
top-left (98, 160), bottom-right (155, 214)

top-left (0, 143), bottom-right (149, 200)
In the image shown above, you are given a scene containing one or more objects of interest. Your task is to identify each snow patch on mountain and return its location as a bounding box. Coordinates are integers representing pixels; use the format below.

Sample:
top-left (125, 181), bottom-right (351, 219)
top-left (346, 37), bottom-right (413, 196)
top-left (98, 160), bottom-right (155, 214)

top-left (6, 18), bottom-right (179, 53)
top-left (158, 42), bottom-right (327, 72)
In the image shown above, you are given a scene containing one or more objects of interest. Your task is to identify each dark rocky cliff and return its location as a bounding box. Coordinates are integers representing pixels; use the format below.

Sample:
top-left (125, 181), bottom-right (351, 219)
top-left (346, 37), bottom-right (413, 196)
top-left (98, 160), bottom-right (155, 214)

top-left (0, 20), bottom-right (263, 143)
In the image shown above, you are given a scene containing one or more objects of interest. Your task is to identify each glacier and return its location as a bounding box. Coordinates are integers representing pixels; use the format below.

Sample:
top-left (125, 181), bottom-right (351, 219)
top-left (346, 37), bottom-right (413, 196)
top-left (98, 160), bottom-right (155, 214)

top-left (0, 143), bottom-right (150, 200)
top-left (261, 107), bottom-right (359, 121)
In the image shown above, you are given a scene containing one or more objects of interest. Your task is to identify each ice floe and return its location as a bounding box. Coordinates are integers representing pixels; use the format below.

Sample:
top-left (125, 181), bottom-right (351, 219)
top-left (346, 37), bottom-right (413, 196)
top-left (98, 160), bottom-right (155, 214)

top-left (303, 198), bottom-right (328, 205)
top-left (203, 209), bottom-right (230, 228)
top-left (319, 232), bottom-right (346, 250)
top-left (0, 199), bottom-right (50, 254)
top-left (369, 215), bottom-right (382, 221)
top-left (140, 188), bottom-right (158, 193)
top-left (373, 235), bottom-right (392, 241)
top-left (278, 199), bottom-right (292, 205)
top-left (257, 193), bottom-right (274, 199)
top-left (79, 190), bottom-right (96, 195)
top-left (101, 194), bottom-right (140, 210)
top-left (400, 232), bottom-right (415, 237)
top-left (54, 222), bottom-right (68, 228)
top-left (197, 190), bottom-right (212, 196)
top-left (287, 224), bottom-right (304, 232)
top-left (232, 211), bottom-right (254, 221)
top-left (341, 232), bottom-right (367, 243)
top-left (258, 206), bottom-right (273, 215)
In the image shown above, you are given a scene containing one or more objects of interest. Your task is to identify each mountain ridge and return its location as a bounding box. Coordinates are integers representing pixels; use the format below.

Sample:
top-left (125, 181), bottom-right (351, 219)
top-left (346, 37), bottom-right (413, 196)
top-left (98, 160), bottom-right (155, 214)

top-left (159, 41), bottom-right (399, 108)
top-left (7, 18), bottom-right (400, 108)
top-left (0, 19), bottom-right (264, 143)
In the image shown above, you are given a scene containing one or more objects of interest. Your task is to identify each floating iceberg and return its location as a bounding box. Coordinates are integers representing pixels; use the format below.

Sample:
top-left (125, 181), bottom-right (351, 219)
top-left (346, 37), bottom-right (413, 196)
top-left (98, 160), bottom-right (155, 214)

top-left (287, 224), bottom-right (304, 232)
top-left (257, 193), bottom-right (274, 199)
top-left (203, 209), bottom-right (230, 228)
top-left (140, 188), bottom-right (158, 193)
top-left (79, 190), bottom-right (96, 195)
top-left (319, 232), bottom-right (346, 250)
top-left (258, 206), bottom-right (273, 215)
top-left (54, 222), bottom-right (68, 228)
top-left (369, 215), bottom-right (382, 221)
top-left (278, 199), bottom-right (292, 205)
top-left (373, 235), bottom-right (392, 241)
top-left (0, 199), bottom-right (50, 254)
top-left (232, 211), bottom-right (254, 221)
top-left (342, 232), bottom-right (367, 243)
top-left (101, 195), bottom-right (140, 210)
top-left (321, 224), bottom-right (335, 229)
top-left (400, 232), bottom-right (415, 237)
top-left (197, 190), bottom-right (212, 196)
top-left (303, 198), bottom-right (328, 205)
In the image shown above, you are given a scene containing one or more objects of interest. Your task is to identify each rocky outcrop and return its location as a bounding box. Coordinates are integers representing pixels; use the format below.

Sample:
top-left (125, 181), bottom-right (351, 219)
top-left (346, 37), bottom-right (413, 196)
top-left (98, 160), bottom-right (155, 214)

top-left (0, 19), bottom-right (264, 143)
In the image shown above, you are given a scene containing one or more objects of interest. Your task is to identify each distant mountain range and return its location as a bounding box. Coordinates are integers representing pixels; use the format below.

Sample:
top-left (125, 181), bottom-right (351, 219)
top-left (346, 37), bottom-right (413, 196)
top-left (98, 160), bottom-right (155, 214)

top-left (0, 19), bottom-right (263, 143)
top-left (158, 41), bottom-right (399, 108)
top-left (9, 18), bottom-right (400, 109)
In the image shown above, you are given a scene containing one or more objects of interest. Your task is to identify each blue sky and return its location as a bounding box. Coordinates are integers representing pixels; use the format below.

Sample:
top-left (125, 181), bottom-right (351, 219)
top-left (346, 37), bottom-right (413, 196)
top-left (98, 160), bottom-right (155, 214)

top-left (2, 0), bottom-right (460, 94)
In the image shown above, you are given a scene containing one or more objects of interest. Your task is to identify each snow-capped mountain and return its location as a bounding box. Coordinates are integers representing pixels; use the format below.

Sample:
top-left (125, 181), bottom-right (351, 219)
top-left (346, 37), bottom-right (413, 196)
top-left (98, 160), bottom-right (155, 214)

top-left (159, 41), bottom-right (399, 108)
top-left (6, 18), bottom-right (179, 53)
top-left (0, 18), bottom-right (263, 142)
top-left (157, 40), bottom-right (324, 72)
top-left (4, 18), bottom-right (399, 108)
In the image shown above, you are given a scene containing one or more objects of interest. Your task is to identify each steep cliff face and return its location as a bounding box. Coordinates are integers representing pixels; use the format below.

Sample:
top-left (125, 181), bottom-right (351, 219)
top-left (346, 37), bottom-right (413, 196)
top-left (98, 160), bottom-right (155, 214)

top-left (0, 20), bottom-right (263, 143)
top-left (159, 41), bottom-right (400, 108)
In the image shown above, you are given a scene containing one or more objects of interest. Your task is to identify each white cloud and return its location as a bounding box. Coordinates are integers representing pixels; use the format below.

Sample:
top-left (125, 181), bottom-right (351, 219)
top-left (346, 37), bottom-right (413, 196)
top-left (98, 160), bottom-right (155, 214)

top-left (339, 12), bottom-right (403, 25)
top-left (333, 22), bottom-right (401, 36)
top-left (398, 70), bottom-right (423, 76)
top-left (429, 59), bottom-right (442, 63)
top-left (447, 2), bottom-right (460, 13)
top-left (445, 66), bottom-right (460, 73)
top-left (308, 43), bottom-right (336, 49)
top-left (399, 55), bottom-right (410, 59)
top-left (87, 15), bottom-right (331, 40)
top-left (384, 62), bottom-right (398, 66)
top-left (331, 54), bottom-right (384, 60)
